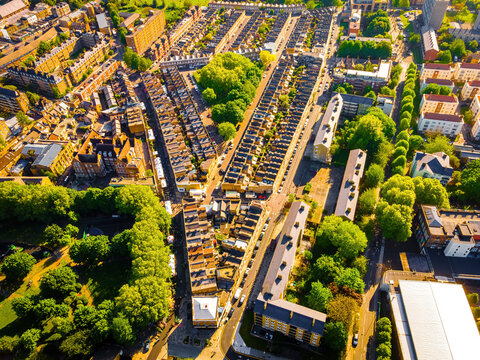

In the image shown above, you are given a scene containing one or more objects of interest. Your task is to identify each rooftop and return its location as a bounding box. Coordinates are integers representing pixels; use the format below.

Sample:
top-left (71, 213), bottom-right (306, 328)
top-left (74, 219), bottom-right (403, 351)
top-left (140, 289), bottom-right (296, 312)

top-left (392, 280), bottom-right (480, 360)
top-left (192, 296), bottom-right (218, 321)
top-left (421, 112), bottom-right (463, 123)
top-left (424, 94), bottom-right (458, 103)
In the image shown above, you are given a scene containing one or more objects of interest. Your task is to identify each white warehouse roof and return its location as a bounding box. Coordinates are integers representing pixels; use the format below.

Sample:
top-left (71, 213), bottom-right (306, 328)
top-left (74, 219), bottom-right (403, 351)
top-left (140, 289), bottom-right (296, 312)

top-left (395, 280), bottom-right (480, 360)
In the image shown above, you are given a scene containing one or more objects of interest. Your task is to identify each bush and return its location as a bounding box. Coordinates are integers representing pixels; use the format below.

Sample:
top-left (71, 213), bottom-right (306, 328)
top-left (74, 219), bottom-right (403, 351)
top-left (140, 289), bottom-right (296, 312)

top-left (467, 293), bottom-right (479, 306)
top-left (358, 188), bottom-right (377, 215)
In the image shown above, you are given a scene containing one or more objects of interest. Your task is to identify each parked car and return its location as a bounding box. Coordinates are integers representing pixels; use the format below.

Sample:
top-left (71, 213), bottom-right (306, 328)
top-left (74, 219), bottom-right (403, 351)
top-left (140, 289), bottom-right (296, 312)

top-left (239, 294), bottom-right (246, 305)
top-left (143, 340), bottom-right (151, 352)
top-left (352, 334), bottom-right (359, 347)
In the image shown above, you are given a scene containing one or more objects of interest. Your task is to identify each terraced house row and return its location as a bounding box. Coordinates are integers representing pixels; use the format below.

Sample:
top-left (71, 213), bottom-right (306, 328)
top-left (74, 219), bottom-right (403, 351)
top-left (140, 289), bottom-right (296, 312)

top-left (162, 66), bottom-right (216, 181)
top-left (141, 73), bottom-right (195, 189)
top-left (202, 10), bottom-right (245, 55)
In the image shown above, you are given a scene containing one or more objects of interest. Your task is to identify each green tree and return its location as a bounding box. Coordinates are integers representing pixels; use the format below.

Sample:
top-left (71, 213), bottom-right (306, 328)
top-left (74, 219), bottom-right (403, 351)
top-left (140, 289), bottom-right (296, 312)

top-left (408, 33), bottom-right (420, 44)
top-left (358, 188), bottom-right (377, 215)
top-left (408, 135), bottom-right (424, 157)
top-left (259, 50), bottom-right (275, 67)
top-left (365, 163), bottom-right (384, 188)
top-left (218, 122), bottom-right (236, 141)
top-left (26, 92), bottom-right (40, 106)
top-left (0, 251), bottom-right (36, 281)
top-left (0, 335), bottom-right (19, 354)
top-left (398, 0), bottom-right (410, 7)
top-left (314, 215), bottom-right (368, 260)
top-left (424, 134), bottom-right (459, 168)
top-left (43, 224), bottom-right (65, 248)
top-left (40, 266), bottom-right (79, 299)
top-left (52, 317), bottom-right (74, 338)
top-left (307, 282), bottom-right (333, 312)
top-left (376, 201), bottom-right (413, 242)
top-left (437, 50), bottom-right (452, 64)
top-left (459, 160), bottom-right (480, 204)
top-left (469, 40), bottom-right (478, 51)
top-left (352, 255), bottom-right (368, 277)
top-left (334, 267), bottom-right (365, 293)
top-left (377, 330), bottom-right (391, 344)
top-left (12, 295), bottom-right (35, 318)
top-left (16, 111), bottom-right (32, 127)
top-left (19, 329), bottom-right (40, 353)
top-left (111, 315), bottom-right (136, 345)
top-left (467, 293), bottom-right (479, 306)
top-left (381, 174), bottom-right (416, 207)
top-left (413, 177), bottom-right (450, 208)
top-left (311, 255), bottom-right (343, 284)
top-left (69, 235), bottom-right (111, 265)
top-left (322, 322), bottom-right (348, 351)
top-left (451, 38), bottom-right (467, 58)
top-left (326, 295), bottom-right (359, 329)
top-left (60, 330), bottom-right (94, 359)
top-left (377, 343), bottom-right (392, 358)
top-left (376, 317), bottom-right (392, 332)
top-left (202, 88), bottom-right (216, 104)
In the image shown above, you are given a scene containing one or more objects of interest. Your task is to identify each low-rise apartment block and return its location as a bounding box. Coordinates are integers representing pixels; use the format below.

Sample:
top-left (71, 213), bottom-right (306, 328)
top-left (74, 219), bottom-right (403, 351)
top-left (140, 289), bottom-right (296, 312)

top-left (460, 80), bottom-right (480, 100)
top-left (454, 62), bottom-right (480, 82)
top-left (419, 63), bottom-right (454, 81)
top-left (334, 149), bottom-right (366, 221)
top-left (52, 2), bottom-right (70, 18)
top-left (35, 36), bottom-right (81, 73)
top-left (0, 86), bottom-right (29, 114)
top-left (471, 118), bottom-right (480, 140)
top-left (313, 94), bottom-right (342, 163)
top-left (0, 0), bottom-right (28, 21)
top-left (21, 140), bottom-right (74, 176)
top-left (73, 130), bottom-right (145, 179)
top-left (126, 10), bottom-right (166, 55)
top-left (333, 60), bottom-right (391, 92)
top-left (8, 66), bottom-right (68, 97)
top-left (64, 39), bottom-right (111, 85)
top-left (255, 201), bottom-right (326, 347)
top-left (468, 95), bottom-right (480, 128)
top-left (410, 151), bottom-right (453, 185)
top-left (335, 93), bottom-right (374, 117)
top-left (350, 0), bottom-right (388, 12)
top-left (417, 112), bottom-right (464, 138)
top-left (73, 59), bottom-right (120, 101)
top-left (419, 94), bottom-right (458, 115)
top-left (413, 205), bottom-right (480, 258)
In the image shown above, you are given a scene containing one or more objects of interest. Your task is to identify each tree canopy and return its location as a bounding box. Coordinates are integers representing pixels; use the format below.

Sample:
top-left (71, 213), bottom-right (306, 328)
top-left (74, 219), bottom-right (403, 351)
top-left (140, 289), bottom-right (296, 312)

top-left (218, 122), bottom-right (237, 141)
top-left (0, 252), bottom-right (36, 282)
top-left (337, 40), bottom-right (392, 59)
top-left (314, 215), bottom-right (368, 260)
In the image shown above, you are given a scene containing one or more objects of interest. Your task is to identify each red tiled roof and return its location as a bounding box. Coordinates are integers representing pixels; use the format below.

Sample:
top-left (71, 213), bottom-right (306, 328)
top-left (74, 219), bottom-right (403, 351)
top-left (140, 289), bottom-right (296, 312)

top-left (424, 94), bottom-right (458, 103)
top-left (425, 78), bottom-right (454, 86)
top-left (424, 63), bottom-right (452, 70)
top-left (422, 112), bottom-right (463, 123)
top-left (467, 80), bottom-right (480, 87)
top-left (459, 62), bottom-right (480, 70)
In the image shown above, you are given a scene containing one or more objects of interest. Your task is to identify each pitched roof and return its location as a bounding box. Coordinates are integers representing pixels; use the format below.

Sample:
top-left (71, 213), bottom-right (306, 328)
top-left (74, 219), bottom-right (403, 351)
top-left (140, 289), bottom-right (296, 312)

top-left (192, 296), bottom-right (218, 321)
top-left (423, 63), bottom-right (452, 70)
top-left (424, 78), bottom-right (454, 86)
top-left (459, 62), bottom-right (480, 70)
top-left (413, 151), bottom-right (453, 178)
top-left (254, 298), bottom-right (326, 334)
top-left (0, 0), bottom-right (27, 19)
top-left (424, 94), bottom-right (458, 103)
top-left (422, 112), bottom-right (463, 123)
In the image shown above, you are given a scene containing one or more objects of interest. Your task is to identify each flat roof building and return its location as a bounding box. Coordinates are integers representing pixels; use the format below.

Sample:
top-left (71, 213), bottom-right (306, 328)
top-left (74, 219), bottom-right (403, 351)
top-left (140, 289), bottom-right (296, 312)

top-left (389, 280), bottom-right (480, 360)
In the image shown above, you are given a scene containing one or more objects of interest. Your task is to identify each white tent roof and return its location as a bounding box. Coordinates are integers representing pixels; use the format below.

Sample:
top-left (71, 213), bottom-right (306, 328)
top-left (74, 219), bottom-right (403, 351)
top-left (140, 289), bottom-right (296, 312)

top-left (398, 280), bottom-right (480, 360)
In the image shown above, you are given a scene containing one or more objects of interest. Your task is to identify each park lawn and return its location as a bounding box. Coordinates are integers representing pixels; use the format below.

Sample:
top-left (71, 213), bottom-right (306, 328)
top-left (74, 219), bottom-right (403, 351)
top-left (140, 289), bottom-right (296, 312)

top-left (78, 259), bottom-right (131, 305)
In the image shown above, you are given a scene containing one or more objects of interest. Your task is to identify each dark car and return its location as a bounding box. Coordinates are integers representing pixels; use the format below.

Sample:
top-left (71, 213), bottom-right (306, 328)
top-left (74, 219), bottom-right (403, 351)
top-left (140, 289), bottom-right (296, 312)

top-left (143, 340), bottom-right (151, 352)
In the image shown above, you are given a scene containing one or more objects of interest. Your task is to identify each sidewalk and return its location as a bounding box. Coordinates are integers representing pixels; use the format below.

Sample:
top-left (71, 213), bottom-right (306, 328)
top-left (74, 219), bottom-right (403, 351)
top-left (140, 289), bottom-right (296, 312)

top-left (232, 321), bottom-right (290, 360)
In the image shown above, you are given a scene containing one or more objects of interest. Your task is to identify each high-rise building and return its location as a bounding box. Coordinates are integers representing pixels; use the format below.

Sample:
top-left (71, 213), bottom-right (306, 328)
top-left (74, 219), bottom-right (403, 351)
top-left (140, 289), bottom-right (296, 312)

top-left (422, 0), bottom-right (448, 31)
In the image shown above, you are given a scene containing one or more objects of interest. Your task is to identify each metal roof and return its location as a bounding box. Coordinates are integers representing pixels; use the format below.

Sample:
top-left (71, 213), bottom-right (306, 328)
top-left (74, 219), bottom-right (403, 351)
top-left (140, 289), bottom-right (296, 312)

top-left (397, 280), bottom-right (480, 360)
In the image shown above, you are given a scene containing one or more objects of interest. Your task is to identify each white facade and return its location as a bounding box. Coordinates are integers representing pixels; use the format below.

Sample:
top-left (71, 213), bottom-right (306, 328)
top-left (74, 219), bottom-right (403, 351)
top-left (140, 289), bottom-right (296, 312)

top-left (313, 94), bottom-right (343, 163)
top-left (417, 112), bottom-right (464, 138)
top-left (444, 236), bottom-right (475, 257)
top-left (419, 94), bottom-right (458, 115)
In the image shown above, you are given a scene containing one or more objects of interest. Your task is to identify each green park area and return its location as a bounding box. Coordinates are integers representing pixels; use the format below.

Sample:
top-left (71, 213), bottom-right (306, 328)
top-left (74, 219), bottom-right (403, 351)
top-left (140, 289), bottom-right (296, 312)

top-left (0, 184), bottom-right (172, 359)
